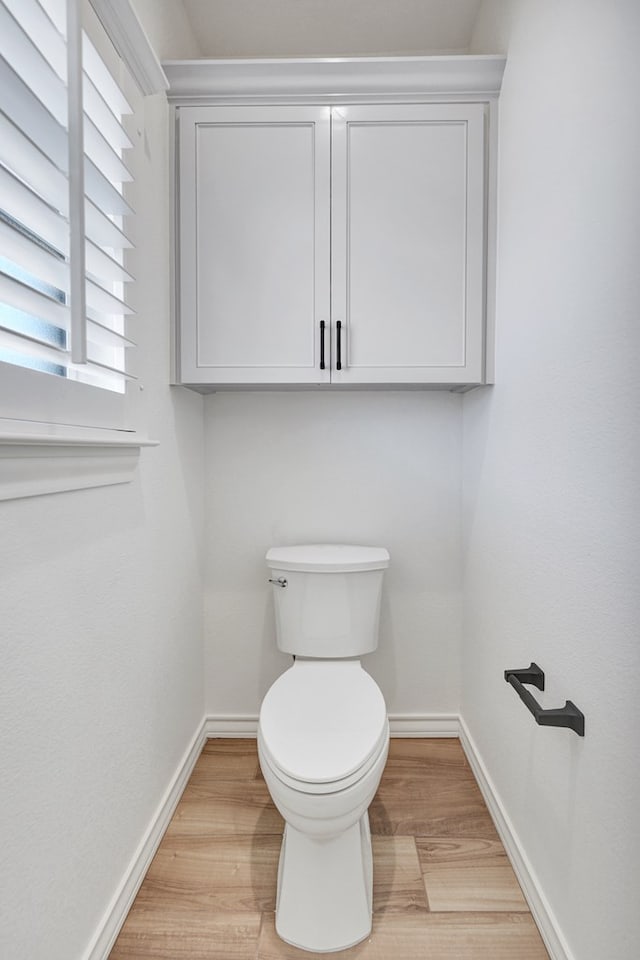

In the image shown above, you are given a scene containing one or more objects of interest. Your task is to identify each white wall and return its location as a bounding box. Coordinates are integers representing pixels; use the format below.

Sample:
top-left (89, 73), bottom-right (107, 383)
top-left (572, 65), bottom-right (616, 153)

top-left (0, 14), bottom-right (205, 960)
top-left (181, 0), bottom-right (481, 58)
top-left (132, 0), bottom-right (202, 59)
top-left (204, 392), bottom-right (462, 719)
top-left (463, 2), bottom-right (640, 959)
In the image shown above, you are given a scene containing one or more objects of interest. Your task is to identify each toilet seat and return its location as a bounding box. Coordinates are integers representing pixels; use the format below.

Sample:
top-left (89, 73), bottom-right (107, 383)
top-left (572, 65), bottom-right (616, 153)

top-left (259, 728), bottom-right (388, 796)
top-left (259, 660), bottom-right (388, 795)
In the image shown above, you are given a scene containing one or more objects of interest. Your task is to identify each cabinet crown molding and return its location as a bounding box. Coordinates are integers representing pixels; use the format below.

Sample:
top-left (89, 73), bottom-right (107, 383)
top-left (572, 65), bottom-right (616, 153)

top-left (90, 0), bottom-right (168, 95)
top-left (163, 55), bottom-right (505, 104)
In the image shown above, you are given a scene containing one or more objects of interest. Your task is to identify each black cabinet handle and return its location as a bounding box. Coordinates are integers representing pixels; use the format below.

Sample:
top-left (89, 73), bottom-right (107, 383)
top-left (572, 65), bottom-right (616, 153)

top-left (336, 321), bottom-right (342, 371)
top-left (504, 663), bottom-right (585, 736)
top-left (319, 320), bottom-right (325, 370)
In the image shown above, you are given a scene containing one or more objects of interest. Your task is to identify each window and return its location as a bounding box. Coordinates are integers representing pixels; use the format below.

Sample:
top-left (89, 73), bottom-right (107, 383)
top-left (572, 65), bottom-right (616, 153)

top-left (0, 0), bottom-right (138, 433)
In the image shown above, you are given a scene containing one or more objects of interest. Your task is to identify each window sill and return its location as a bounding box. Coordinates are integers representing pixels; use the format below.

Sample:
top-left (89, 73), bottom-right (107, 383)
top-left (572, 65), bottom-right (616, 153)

top-left (0, 425), bottom-right (158, 501)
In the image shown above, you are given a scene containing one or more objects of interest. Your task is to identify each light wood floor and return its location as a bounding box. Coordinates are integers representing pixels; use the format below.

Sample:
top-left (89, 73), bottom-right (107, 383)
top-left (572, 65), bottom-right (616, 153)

top-left (109, 738), bottom-right (549, 959)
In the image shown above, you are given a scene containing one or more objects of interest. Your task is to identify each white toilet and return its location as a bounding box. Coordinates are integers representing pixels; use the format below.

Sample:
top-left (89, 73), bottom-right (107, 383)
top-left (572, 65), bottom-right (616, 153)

top-left (258, 544), bottom-right (390, 953)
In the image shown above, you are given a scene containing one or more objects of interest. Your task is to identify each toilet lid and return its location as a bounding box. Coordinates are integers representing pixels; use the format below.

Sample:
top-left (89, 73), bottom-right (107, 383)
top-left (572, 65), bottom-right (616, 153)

top-left (259, 661), bottom-right (388, 785)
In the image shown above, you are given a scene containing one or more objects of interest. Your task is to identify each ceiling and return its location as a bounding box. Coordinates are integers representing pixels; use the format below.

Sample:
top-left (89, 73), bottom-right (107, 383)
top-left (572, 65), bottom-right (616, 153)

top-left (181, 0), bottom-right (484, 59)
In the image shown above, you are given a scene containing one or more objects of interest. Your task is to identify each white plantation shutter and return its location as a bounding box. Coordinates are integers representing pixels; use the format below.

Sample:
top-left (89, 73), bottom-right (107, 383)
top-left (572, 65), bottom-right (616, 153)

top-left (0, 0), bottom-right (138, 429)
top-left (81, 27), bottom-right (135, 385)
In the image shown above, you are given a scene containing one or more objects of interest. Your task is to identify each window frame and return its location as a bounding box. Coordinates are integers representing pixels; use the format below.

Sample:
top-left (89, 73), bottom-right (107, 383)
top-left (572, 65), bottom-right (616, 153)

top-left (0, 0), bottom-right (165, 498)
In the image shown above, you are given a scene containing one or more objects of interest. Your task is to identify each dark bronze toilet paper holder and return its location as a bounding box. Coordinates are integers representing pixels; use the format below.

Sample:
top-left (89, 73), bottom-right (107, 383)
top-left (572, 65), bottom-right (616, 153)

top-left (504, 662), bottom-right (585, 736)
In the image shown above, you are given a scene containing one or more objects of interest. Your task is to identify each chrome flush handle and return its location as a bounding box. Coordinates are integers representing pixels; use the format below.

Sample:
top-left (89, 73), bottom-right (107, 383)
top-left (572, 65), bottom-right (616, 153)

top-left (268, 577), bottom-right (288, 588)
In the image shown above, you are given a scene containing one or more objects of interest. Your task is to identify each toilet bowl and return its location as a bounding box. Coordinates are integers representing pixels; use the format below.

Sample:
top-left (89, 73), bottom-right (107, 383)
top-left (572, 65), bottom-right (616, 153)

top-left (258, 545), bottom-right (390, 953)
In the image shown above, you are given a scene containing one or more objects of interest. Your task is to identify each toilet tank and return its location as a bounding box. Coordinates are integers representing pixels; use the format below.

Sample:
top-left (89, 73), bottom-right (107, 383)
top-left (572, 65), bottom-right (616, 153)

top-left (266, 544), bottom-right (390, 658)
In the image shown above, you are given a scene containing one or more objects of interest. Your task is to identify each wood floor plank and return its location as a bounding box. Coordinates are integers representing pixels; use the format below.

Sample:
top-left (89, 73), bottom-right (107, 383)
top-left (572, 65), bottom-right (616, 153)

top-left (371, 837), bottom-right (428, 914)
top-left (192, 739), bottom-right (260, 781)
top-left (166, 781), bottom-right (284, 838)
top-left (412, 912), bottom-right (549, 960)
top-left (416, 837), bottom-right (529, 911)
top-left (384, 738), bottom-right (469, 776)
top-left (137, 835), bottom-right (281, 913)
top-left (109, 908), bottom-right (262, 960)
top-left (370, 772), bottom-right (498, 838)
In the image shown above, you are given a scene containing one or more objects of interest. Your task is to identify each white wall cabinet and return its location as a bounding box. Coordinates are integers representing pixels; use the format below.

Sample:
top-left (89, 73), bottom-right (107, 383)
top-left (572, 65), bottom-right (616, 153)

top-left (330, 104), bottom-right (485, 385)
top-left (171, 59), bottom-right (504, 389)
top-left (178, 106), bottom-right (331, 385)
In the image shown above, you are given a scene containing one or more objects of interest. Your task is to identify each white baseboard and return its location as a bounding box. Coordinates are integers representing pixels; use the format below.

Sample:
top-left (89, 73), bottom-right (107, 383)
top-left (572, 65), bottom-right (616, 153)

top-left (82, 718), bottom-right (208, 960)
top-left (204, 713), bottom-right (460, 738)
top-left (388, 713), bottom-right (459, 737)
top-left (458, 718), bottom-right (574, 960)
top-left (204, 714), bottom-right (259, 737)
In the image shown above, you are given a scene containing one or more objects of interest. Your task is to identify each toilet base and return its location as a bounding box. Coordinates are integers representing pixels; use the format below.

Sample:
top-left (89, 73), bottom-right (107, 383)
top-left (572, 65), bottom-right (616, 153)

top-left (275, 813), bottom-right (374, 953)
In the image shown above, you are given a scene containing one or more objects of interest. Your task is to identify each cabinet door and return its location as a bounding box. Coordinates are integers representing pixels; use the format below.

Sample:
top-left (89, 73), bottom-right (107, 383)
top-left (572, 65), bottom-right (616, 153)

top-left (331, 104), bottom-right (485, 384)
top-left (178, 106), bottom-right (331, 384)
